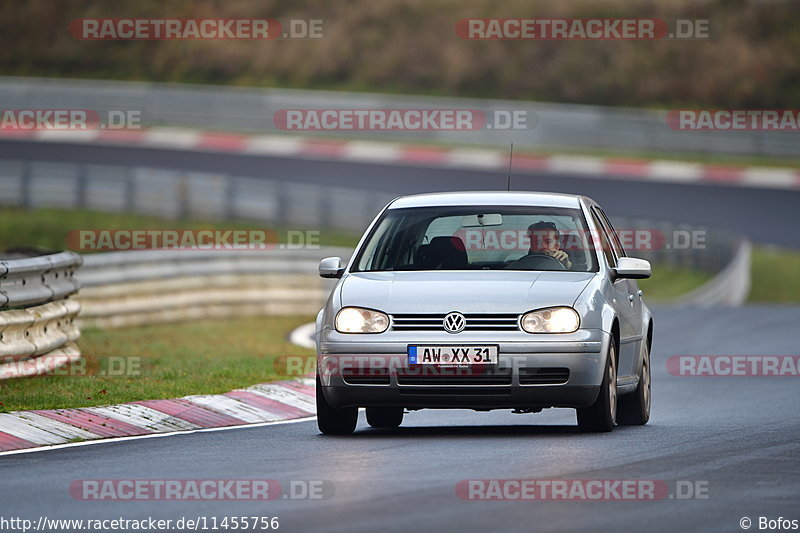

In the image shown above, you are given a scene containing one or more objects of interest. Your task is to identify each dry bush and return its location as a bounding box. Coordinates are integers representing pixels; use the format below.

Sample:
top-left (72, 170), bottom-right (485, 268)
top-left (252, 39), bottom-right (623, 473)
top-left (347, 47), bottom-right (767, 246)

top-left (0, 0), bottom-right (797, 107)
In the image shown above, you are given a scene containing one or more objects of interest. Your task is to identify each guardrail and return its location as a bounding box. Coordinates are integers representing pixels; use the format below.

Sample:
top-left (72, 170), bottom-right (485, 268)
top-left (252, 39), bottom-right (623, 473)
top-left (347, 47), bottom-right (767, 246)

top-left (677, 240), bottom-right (752, 307)
top-left (1, 76), bottom-right (797, 158)
top-left (1, 251), bottom-right (82, 308)
top-left (76, 248), bottom-right (351, 329)
top-left (610, 218), bottom-right (752, 306)
top-left (610, 218), bottom-right (742, 275)
top-left (0, 159), bottom-right (397, 234)
top-left (0, 251), bottom-right (83, 379)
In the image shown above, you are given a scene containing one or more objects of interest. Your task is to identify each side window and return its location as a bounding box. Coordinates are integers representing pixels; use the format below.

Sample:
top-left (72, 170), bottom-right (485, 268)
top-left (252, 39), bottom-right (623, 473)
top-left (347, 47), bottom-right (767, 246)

top-left (589, 210), bottom-right (616, 268)
top-left (597, 208), bottom-right (627, 258)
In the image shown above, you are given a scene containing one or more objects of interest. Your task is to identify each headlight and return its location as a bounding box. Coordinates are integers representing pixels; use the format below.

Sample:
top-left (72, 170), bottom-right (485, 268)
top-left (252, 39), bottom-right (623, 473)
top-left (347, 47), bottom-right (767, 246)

top-left (520, 307), bottom-right (580, 333)
top-left (335, 307), bottom-right (389, 334)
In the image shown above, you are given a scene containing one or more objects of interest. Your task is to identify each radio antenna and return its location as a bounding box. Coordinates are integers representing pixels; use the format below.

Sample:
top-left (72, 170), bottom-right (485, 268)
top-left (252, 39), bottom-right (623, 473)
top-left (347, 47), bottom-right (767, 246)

top-left (506, 142), bottom-right (514, 191)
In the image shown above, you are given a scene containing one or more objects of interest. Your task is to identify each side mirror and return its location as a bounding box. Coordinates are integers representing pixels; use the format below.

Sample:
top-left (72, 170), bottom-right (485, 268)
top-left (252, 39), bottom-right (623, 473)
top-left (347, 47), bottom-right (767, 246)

top-left (613, 257), bottom-right (651, 279)
top-left (319, 257), bottom-right (344, 279)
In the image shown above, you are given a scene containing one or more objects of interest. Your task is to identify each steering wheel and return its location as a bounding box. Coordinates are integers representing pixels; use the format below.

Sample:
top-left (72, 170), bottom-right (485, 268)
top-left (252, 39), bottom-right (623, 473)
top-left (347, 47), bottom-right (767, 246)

top-left (506, 253), bottom-right (566, 270)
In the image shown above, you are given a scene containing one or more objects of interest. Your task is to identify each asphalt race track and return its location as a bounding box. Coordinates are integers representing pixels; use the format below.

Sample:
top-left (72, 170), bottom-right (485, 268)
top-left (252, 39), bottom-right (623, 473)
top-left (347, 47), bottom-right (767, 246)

top-left (1, 140), bottom-right (800, 248)
top-left (1, 306), bottom-right (799, 533)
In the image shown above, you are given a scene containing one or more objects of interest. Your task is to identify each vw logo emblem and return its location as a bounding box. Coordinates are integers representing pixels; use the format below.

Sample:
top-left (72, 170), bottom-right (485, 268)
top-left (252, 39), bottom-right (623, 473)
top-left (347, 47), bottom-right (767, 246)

top-left (443, 312), bottom-right (466, 334)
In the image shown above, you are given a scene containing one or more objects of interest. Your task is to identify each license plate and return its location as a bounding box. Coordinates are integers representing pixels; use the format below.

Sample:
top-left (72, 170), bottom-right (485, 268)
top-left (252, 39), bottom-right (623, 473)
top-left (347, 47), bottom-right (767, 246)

top-left (408, 345), bottom-right (499, 365)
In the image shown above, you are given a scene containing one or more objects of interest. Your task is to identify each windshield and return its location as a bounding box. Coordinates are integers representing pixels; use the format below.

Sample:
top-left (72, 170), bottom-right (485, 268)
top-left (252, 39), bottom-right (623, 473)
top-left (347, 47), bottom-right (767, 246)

top-left (352, 205), bottom-right (598, 272)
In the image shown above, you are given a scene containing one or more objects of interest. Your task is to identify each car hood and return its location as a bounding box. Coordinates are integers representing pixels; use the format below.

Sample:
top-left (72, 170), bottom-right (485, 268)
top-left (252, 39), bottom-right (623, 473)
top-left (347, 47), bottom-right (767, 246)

top-left (339, 271), bottom-right (596, 314)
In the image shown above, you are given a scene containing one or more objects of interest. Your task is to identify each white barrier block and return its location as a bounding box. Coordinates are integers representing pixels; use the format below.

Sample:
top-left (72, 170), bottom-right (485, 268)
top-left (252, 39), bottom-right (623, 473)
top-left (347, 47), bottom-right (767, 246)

top-left (143, 128), bottom-right (201, 149)
top-left (445, 149), bottom-right (505, 169)
top-left (548, 155), bottom-right (605, 175)
top-left (342, 141), bottom-right (403, 162)
top-left (244, 135), bottom-right (303, 156)
top-left (34, 130), bottom-right (100, 143)
top-left (741, 167), bottom-right (797, 188)
top-left (647, 161), bottom-right (704, 182)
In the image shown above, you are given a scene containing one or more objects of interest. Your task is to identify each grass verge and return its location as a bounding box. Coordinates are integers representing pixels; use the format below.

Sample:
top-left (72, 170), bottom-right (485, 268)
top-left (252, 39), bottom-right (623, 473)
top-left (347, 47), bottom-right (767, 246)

top-left (637, 266), bottom-right (714, 302)
top-left (0, 207), bottom-right (360, 252)
top-left (0, 316), bottom-right (315, 413)
top-left (749, 246), bottom-right (800, 303)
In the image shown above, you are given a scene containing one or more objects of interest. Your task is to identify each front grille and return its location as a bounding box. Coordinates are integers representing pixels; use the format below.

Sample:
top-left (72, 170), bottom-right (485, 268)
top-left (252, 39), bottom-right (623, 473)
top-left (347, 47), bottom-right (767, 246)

top-left (397, 371), bottom-right (512, 386)
top-left (399, 387), bottom-right (512, 396)
top-left (391, 313), bottom-right (520, 332)
top-left (519, 368), bottom-right (570, 385)
top-left (340, 367), bottom-right (569, 385)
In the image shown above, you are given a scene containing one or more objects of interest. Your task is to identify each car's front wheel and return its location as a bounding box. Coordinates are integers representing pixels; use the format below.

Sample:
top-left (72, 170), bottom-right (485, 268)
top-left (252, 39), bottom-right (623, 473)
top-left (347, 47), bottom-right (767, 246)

top-left (366, 407), bottom-right (404, 428)
top-left (316, 376), bottom-right (358, 435)
top-left (576, 342), bottom-right (617, 432)
top-left (618, 342), bottom-right (651, 426)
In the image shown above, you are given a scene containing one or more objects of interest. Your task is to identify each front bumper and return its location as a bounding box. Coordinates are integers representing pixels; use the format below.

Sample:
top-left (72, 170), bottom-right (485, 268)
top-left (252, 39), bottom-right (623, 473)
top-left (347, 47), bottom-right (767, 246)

top-left (317, 328), bottom-right (611, 409)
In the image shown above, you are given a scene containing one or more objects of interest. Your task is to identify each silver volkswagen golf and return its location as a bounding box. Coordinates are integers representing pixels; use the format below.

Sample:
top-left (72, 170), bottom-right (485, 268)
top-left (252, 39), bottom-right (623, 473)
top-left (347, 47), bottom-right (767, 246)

top-left (315, 191), bottom-right (653, 434)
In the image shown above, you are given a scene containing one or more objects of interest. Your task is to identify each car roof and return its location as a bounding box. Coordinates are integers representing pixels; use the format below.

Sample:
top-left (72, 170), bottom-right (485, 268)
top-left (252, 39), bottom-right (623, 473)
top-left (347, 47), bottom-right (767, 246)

top-left (388, 191), bottom-right (586, 209)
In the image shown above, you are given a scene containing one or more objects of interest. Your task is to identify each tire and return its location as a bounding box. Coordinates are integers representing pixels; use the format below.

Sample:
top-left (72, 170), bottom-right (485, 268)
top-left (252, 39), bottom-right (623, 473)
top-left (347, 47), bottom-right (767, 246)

top-left (366, 407), bottom-right (404, 428)
top-left (576, 342), bottom-right (617, 433)
top-left (316, 375), bottom-right (358, 435)
top-left (618, 342), bottom-right (651, 426)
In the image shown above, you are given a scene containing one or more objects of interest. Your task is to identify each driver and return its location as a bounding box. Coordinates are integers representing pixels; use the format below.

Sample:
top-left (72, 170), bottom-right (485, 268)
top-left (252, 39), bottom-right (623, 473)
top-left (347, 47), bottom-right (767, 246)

top-left (525, 221), bottom-right (572, 269)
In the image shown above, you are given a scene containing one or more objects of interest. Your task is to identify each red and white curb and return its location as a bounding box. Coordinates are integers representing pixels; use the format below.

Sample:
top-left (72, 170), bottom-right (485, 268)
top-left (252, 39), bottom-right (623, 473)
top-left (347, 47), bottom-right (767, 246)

top-left (1, 127), bottom-right (799, 190)
top-left (0, 377), bottom-right (315, 454)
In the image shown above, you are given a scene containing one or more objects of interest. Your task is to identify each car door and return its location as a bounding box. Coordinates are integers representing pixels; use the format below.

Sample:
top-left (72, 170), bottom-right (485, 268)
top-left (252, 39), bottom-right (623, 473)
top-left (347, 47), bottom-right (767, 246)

top-left (590, 208), bottom-right (640, 381)
top-left (596, 207), bottom-right (644, 355)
